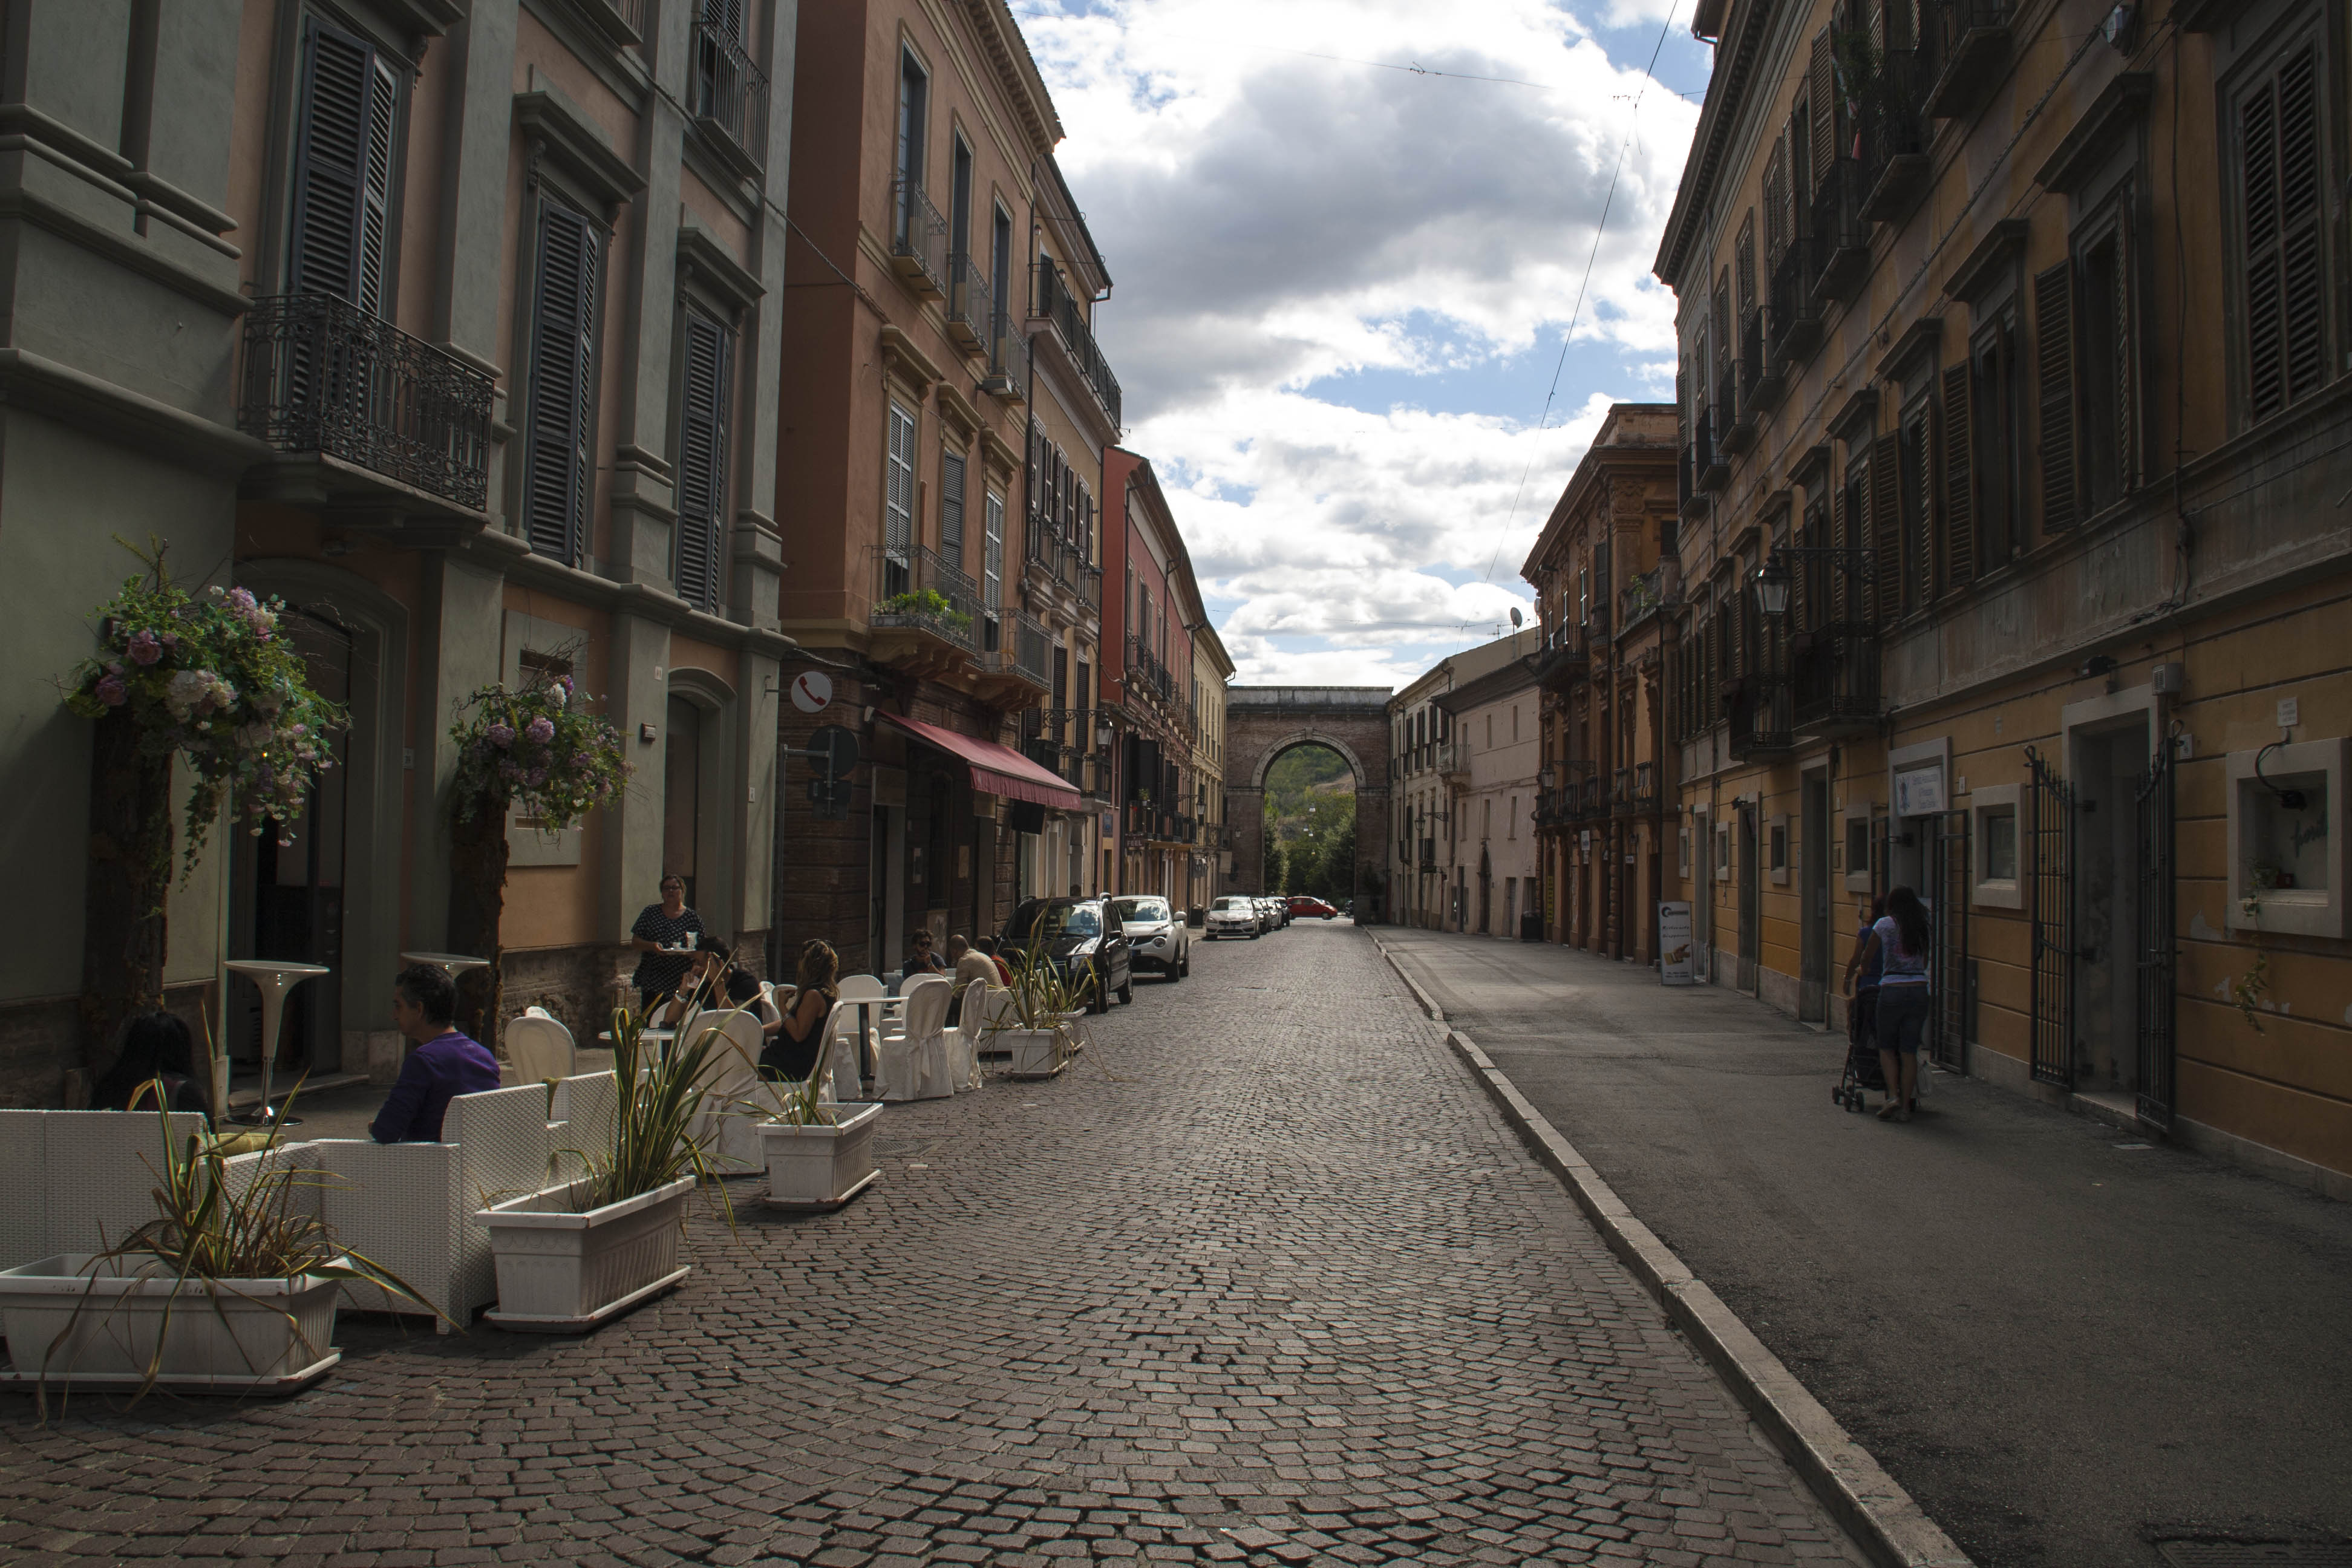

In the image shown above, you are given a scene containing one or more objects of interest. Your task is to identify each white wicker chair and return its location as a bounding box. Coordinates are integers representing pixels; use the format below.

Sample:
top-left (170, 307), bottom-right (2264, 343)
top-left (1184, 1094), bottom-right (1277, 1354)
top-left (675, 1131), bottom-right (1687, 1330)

top-left (503, 1011), bottom-right (576, 1085)
top-left (878, 976), bottom-right (954, 1102)
top-left (306, 1083), bottom-right (558, 1331)
top-left (685, 1008), bottom-right (766, 1174)
top-left (0, 1109), bottom-right (207, 1268)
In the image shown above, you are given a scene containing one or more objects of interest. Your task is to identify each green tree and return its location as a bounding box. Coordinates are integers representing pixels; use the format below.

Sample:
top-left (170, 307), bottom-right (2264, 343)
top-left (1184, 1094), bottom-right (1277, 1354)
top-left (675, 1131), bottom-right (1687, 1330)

top-left (1264, 836), bottom-right (1287, 894)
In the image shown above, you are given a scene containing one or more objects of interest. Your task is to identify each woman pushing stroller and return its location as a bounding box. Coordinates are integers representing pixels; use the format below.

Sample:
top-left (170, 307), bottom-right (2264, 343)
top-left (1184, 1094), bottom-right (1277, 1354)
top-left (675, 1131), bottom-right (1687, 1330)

top-left (1851, 886), bottom-right (1932, 1121)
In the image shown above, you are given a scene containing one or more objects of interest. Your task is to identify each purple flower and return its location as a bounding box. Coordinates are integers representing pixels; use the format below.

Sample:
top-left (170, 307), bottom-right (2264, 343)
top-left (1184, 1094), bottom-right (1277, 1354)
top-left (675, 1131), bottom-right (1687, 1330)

top-left (572, 751), bottom-right (592, 769)
top-left (127, 630), bottom-right (162, 665)
top-left (525, 768), bottom-right (547, 788)
top-left (524, 715), bottom-right (555, 744)
top-left (95, 675), bottom-right (127, 706)
top-left (498, 759), bottom-right (521, 780)
top-left (487, 722), bottom-right (515, 748)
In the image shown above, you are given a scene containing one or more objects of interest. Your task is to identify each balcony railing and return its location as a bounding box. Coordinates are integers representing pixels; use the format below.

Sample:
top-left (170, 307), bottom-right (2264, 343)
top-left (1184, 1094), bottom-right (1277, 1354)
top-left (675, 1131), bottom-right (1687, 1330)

top-left (890, 178), bottom-right (949, 298)
top-left (1622, 568), bottom-right (1670, 625)
top-left (691, 14), bottom-right (769, 169)
top-left (1857, 49), bottom-right (1931, 223)
top-left (1533, 622), bottom-right (1589, 689)
top-left (984, 309), bottom-right (1029, 396)
top-left (1718, 362), bottom-right (1753, 455)
top-left (1767, 237), bottom-right (1823, 364)
top-left (1809, 159), bottom-right (1870, 304)
top-left (1727, 678), bottom-right (1795, 759)
top-left (1633, 761), bottom-right (1659, 814)
top-left (239, 293), bottom-right (494, 512)
top-left (946, 252), bottom-right (992, 356)
top-left (1126, 635), bottom-right (1175, 707)
top-left (872, 544), bottom-right (979, 653)
top-left (1579, 775), bottom-right (1604, 820)
top-left (1610, 768), bottom-right (1633, 815)
top-left (1418, 838), bottom-right (1438, 871)
top-left (1792, 626), bottom-right (1883, 736)
top-left (1922, 0), bottom-right (2015, 120)
top-left (1033, 263), bottom-right (1122, 427)
top-left (1436, 740), bottom-right (1471, 778)
top-left (998, 608), bottom-right (1052, 690)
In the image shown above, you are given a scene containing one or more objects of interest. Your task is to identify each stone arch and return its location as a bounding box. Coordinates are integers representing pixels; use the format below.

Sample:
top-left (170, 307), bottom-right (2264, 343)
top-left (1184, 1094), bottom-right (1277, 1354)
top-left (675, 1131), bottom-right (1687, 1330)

top-left (1249, 730), bottom-right (1371, 792)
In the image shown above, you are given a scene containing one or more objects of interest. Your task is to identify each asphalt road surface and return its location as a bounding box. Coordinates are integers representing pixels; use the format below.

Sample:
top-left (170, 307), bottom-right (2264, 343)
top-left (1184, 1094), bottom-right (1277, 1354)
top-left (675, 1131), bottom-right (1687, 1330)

top-left (1377, 925), bottom-right (2352, 1568)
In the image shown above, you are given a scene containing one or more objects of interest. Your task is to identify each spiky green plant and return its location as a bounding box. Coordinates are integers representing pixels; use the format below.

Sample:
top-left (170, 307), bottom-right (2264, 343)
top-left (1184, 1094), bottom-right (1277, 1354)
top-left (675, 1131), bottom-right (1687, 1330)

top-left (981, 944), bottom-right (1095, 1071)
top-left (36, 1080), bottom-right (437, 1419)
top-left (584, 1003), bottom-right (734, 1210)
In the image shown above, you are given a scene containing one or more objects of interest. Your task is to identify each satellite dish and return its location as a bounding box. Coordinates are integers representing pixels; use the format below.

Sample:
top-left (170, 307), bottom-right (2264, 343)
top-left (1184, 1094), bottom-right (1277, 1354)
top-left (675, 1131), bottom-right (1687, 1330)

top-left (1509, 607), bottom-right (1523, 628)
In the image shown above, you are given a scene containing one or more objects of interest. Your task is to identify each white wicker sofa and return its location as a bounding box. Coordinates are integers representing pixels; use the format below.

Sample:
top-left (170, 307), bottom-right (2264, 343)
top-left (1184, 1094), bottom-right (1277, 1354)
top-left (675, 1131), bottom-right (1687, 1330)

top-left (0, 1109), bottom-right (208, 1269)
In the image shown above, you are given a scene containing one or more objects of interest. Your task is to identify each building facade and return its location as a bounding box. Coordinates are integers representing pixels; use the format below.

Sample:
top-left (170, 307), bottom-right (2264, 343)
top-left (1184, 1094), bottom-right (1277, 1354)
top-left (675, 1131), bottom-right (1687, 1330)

top-left (1658, 0), bottom-right (2351, 1191)
top-left (1102, 448), bottom-right (1207, 904)
top-left (777, 0), bottom-right (1112, 971)
top-left (1190, 624), bottom-right (1236, 915)
top-left (1386, 630), bottom-right (1541, 931)
top-left (1522, 405), bottom-right (1682, 962)
top-left (1432, 658), bottom-right (1544, 939)
top-left (0, 0), bottom-right (798, 1103)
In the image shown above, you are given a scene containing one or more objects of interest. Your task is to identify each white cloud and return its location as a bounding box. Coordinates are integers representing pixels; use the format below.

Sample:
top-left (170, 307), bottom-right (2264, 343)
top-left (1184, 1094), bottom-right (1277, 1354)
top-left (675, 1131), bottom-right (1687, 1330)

top-left (1019, 0), bottom-right (1702, 685)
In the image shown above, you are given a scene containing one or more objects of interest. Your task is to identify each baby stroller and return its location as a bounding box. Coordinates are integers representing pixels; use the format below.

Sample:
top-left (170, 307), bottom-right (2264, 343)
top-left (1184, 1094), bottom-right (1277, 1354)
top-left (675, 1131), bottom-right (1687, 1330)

top-left (1832, 1002), bottom-right (1887, 1112)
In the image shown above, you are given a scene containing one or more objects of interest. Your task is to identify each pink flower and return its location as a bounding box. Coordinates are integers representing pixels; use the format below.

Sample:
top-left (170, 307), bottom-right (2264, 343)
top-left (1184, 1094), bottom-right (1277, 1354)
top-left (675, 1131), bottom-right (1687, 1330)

top-left (524, 715), bottom-right (555, 744)
top-left (488, 722), bottom-right (515, 748)
top-left (127, 630), bottom-right (162, 665)
top-left (95, 675), bottom-right (127, 706)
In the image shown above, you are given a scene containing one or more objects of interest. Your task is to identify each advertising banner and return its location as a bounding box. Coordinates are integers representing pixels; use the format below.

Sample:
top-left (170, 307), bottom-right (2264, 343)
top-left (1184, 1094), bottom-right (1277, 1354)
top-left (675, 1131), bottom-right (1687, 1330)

top-left (1658, 901), bottom-right (1694, 985)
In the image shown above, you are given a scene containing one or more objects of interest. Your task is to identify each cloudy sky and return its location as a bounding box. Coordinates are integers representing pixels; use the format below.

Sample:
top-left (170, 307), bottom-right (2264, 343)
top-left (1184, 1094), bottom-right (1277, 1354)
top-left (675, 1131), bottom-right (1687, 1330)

top-left (1015, 0), bottom-right (1713, 688)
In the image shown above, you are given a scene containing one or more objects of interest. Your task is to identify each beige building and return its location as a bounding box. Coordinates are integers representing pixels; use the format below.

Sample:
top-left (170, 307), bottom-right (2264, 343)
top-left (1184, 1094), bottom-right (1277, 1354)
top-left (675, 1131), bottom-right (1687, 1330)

top-left (1433, 658), bottom-right (1544, 938)
top-left (1658, 0), bottom-right (2352, 1192)
top-left (1387, 629), bottom-right (1541, 930)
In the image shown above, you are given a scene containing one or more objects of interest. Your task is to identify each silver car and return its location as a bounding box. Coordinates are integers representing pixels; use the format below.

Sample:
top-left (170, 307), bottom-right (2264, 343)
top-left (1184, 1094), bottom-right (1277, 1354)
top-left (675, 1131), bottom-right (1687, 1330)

top-left (1114, 895), bottom-right (1190, 979)
top-left (1206, 894), bottom-right (1261, 939)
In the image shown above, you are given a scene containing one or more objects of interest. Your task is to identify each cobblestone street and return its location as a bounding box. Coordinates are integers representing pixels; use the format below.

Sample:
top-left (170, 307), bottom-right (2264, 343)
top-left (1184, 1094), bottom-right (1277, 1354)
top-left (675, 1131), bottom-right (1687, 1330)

top-left (3, 923), bottom-right (1864, 1568)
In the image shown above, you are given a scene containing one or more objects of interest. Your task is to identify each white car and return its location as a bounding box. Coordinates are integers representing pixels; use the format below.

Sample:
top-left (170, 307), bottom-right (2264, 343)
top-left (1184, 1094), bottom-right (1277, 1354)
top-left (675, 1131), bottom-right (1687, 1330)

top-left (1206, 894), bottom-right (1261, 939)
top-left (1115, 895), bottom-right (1191, 979)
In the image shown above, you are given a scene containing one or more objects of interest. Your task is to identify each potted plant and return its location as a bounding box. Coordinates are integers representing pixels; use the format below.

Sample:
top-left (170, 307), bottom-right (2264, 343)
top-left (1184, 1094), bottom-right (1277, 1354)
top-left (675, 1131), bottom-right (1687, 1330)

top-left (873, 587), bottom-right (973, 636)
top-left (57, 542), bottom-right (345, 1094)
top-left (445, 662), bottom-right (629, 1050)
top-left (987, 946), bottom-right (1094, 1080)
top-left (0, 1086), bottom-right (428, 1414)
top-left (745, 1033), bottom-right (883, 1212)
top-left (474, 1008), bottom-right (728, 1333)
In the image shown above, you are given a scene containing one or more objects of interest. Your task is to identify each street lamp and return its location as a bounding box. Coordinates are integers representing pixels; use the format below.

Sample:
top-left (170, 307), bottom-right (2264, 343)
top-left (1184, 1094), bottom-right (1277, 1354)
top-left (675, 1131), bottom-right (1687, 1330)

top-left (1752, 556), bottom-right (1792, 619)
top-left (1749, 546), bottom-right (1873, 619)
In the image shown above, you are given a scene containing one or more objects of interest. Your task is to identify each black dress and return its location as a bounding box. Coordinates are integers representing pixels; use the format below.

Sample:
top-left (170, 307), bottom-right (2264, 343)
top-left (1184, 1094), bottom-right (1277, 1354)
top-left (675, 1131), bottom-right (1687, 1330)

top-left (630, 904), bottom-right (704, 1002)
top-left (759, 990), bottom-right (832, 1083)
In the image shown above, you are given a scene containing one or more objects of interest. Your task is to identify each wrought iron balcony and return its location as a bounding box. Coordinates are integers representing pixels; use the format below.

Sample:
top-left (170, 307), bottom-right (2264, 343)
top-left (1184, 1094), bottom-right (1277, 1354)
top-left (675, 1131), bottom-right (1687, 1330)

top-left (1719, 361), bottom-right (1754, 456)
top-left (1693, 403), bottom-right (1730, 494)
top-left (871, 544), bottom-right (979, 653)
top-left (1744, 306), bottom-right (1786, 411)
top-left (1792, 626), bottom-right (1883, 737)
top-left (1621, 568), bottom-right (1671, 626)
top-left (1632, 760), bottom-right (1659, 815)
top-left (1033, 262), bottom-right (1122, 427)
top-left (889, 178), bottom-right (949, 299)
top-left (1767, 237), bottom-right (1823, 364)
top-left (983, 307), bottom-right (1029, 396)
top-left (1726, 678), bottom-right (1796, 760)
top-left (945, 252), bottom-right (993, 356)
top-left (1610, 768), bottom-right (1633, 816)
top-left (1437, 740), bottom-right (1471, 780)
top-left (1858, 49), bottom-right (1932, 224)
top-left (1922, 0), bottom-right (2015, 120)
top-left (1126, 635), bottom-right (1176, 707)
top-left (1809, 159), bottom-right (1870, 306)
top-left (1579, 775), bottom-right (1604, 820)
top-left (691, 13), bottom-right (769, 171)
top-left (987, 607), bottom-right (1052, 691)
top-left (1418, 837), bottom-right (1438, 871)
top-left (1532, 622), bottom-right (1589, 690)
top-left (239, 293), bottom-right (494, 513)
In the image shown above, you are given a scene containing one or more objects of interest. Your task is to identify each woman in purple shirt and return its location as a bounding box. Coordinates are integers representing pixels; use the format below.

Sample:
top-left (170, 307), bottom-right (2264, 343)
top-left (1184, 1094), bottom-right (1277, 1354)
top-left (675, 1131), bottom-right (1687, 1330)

top-left (371, 964), bottom-right (502, 1143)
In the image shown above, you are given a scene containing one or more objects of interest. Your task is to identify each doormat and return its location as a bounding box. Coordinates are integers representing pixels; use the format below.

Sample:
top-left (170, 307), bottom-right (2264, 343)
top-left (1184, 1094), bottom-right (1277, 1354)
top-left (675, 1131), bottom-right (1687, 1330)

top-left (2157, 1543), bottom-right (2352, 1567)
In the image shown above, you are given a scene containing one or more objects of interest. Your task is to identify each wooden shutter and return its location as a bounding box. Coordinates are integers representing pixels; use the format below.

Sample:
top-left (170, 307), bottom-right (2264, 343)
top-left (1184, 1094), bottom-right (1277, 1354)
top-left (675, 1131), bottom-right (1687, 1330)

top-left (1942, 362), bottom-right (1973, 592)
top-left (884, 402), bottom-right (915, 560)
top-left (674, 312), bottom-right (730, 612)
top-left (940, 449), bottom-right (967, 564)
top-left (1870, 435), bottom-right (1902, 625)
top-left (287, 20), bottom-right (397, 307)
top-left (2241, 42), bottom-right (2326, 423)
top-left (1809, 30), bottom-right (1836, 195)
top-left (524, 203), bottom-right (601, 564)
top-left (1736, 218), bottom-right (1757, 319)
top-left (1764, 139), bottom-right (1789, 266)
top-left (2034, 261), bottom-right (2076, 533)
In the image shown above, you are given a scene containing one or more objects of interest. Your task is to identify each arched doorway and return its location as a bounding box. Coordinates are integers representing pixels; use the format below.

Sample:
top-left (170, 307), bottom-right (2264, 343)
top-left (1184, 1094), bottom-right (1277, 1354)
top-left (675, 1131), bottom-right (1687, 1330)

top-left (1258, 740), bottom-right (1359, 906)
top-left (1222, 687), bottom-right (1393, 918)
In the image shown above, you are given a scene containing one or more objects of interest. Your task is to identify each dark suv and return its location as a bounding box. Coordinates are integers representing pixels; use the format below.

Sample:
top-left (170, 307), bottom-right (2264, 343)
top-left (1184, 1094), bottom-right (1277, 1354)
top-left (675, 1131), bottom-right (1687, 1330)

top-left (1003, 897), bottom-right (1135, 1013)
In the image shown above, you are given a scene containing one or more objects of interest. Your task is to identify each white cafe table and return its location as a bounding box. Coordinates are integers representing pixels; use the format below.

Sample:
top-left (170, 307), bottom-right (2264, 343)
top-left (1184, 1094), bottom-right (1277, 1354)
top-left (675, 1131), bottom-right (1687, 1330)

top-left (223, 959), bottom-right (332, 1126)
top-left (400, 950), bottom-right (491, 979)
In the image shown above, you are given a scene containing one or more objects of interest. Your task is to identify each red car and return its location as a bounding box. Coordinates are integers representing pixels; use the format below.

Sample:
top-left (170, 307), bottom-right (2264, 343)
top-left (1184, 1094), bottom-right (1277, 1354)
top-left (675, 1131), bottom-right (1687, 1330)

top-left (1286, 895), bottom-right (1339, 919)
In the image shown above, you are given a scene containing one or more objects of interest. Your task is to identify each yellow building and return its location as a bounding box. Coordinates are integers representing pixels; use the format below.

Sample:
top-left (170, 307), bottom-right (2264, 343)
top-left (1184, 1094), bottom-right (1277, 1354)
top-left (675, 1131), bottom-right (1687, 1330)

top-left (1191, 625), bottom-right (1236, 915)
top-left (1657, 0), bottom-right (2350, 1193)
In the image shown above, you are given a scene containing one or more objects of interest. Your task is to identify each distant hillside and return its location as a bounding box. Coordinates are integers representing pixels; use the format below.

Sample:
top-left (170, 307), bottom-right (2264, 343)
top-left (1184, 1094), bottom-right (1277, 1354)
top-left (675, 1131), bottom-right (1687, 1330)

top-left (1264, 744), bottom-right (1356, 900)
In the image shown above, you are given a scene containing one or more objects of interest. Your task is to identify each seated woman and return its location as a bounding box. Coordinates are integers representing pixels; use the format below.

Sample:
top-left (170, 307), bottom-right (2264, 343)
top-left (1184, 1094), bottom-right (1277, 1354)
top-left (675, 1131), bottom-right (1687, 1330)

top-left (93, 1009), bottom-right (212, 1123)
top-left (760, 939), bottom-right (841, 1085)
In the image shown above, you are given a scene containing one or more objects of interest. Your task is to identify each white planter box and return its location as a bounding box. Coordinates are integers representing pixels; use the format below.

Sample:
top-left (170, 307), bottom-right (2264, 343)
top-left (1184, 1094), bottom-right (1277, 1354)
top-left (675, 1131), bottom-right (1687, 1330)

top-left (758, 1102), bottom-right (883, 1210)
top-left (474, 1175), bottom-right (693, 1333)
top-left (0, 1252), bottom-right (342, 1394)
top-left (1005, 1029), bottom-right (1071, 1079)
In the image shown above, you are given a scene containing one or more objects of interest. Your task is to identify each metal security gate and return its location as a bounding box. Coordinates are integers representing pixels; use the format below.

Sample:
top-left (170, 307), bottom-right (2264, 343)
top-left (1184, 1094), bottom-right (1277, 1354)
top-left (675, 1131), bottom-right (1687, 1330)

top-left (1929, 809), bottom-right (1970, 1073)
top-left (2135, 728), bottom-right (2179, 1129)
top-left (2026, 745), bottom-right (2076, 1088)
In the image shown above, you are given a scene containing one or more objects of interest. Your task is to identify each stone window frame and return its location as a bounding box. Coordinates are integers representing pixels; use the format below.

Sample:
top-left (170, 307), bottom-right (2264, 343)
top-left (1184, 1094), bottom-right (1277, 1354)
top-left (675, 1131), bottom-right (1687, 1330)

top-left (1968, 782), bottom-right (2023, 910)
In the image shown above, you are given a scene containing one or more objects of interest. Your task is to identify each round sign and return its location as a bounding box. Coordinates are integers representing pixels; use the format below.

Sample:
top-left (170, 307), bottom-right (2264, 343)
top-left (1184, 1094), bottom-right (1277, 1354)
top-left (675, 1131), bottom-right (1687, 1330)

top-left (789, 670), bottom-right (832, 714)
top-left (808, 725), bottom-right (861, 779)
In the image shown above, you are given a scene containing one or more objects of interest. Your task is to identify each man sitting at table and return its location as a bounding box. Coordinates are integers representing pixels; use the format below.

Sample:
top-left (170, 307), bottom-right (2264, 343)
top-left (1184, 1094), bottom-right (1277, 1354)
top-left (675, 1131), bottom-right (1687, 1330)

top-left (371, 963), bottom-right (501, 1143)
top-left (946, 935), bottom-right (997, 1026)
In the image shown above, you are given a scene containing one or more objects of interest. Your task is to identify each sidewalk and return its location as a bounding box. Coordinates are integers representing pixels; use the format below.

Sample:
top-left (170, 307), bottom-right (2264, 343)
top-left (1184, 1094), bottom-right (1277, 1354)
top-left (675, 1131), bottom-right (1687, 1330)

top-left (1376, 927), bottom-right (2352, 1568)
top-left (1, 924), bottom-right (1870, 1568)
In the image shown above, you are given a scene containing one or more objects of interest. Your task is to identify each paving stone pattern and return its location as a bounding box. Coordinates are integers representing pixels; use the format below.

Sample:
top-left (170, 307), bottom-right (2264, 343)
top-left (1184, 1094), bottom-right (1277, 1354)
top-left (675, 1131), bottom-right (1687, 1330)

top-left (2, 924), bottom-right (1863, 1568)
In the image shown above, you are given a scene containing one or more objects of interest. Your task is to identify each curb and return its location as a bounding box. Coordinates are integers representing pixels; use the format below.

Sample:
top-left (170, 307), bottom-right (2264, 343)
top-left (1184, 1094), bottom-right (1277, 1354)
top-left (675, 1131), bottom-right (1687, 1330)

top-left (1370, 934), bottom-right (1973, 1568)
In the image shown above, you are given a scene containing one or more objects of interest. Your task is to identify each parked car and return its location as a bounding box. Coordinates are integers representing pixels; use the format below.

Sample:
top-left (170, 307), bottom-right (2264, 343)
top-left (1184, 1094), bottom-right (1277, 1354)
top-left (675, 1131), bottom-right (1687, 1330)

top-left (1003, 897), bottom-right (1134, 1012)
top-left (1258, 897), bottom-right (1287, 931)
top-left (1114, 895), bottom-right (1190, 980)
top-left (1206, 895), bottom-right (1261, 939)
top-left (1286, 895), bottom-right (1338, 920)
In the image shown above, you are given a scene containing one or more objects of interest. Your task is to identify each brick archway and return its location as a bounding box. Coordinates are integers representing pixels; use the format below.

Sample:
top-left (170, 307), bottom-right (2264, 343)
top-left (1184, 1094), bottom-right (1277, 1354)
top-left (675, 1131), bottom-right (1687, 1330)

top-left (1223, 687), bottom-right (1393, 918)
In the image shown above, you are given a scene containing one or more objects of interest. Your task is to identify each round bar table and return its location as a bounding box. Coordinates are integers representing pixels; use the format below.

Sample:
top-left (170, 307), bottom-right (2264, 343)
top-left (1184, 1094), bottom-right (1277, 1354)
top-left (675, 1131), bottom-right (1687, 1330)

top-left (223, 960), bottom-right (332, 1126)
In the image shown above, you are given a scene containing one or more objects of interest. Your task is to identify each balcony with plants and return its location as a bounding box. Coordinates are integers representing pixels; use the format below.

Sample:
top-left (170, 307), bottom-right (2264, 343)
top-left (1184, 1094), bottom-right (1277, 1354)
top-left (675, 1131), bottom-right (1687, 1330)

top-left (889, 178), bottom-right (949, 299)
top-left (239, 292), bottom-right (495, 519)
top-left (1033, 262), bottom-right (1122, 428)
top-left (870, 545), bottom-right (979, 673)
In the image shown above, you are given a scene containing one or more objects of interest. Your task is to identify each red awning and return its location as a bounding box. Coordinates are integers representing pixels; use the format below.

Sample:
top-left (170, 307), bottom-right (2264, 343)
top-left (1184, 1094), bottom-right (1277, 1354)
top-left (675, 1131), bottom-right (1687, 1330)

top-left (875, 711), bottom-right (1086, 811)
